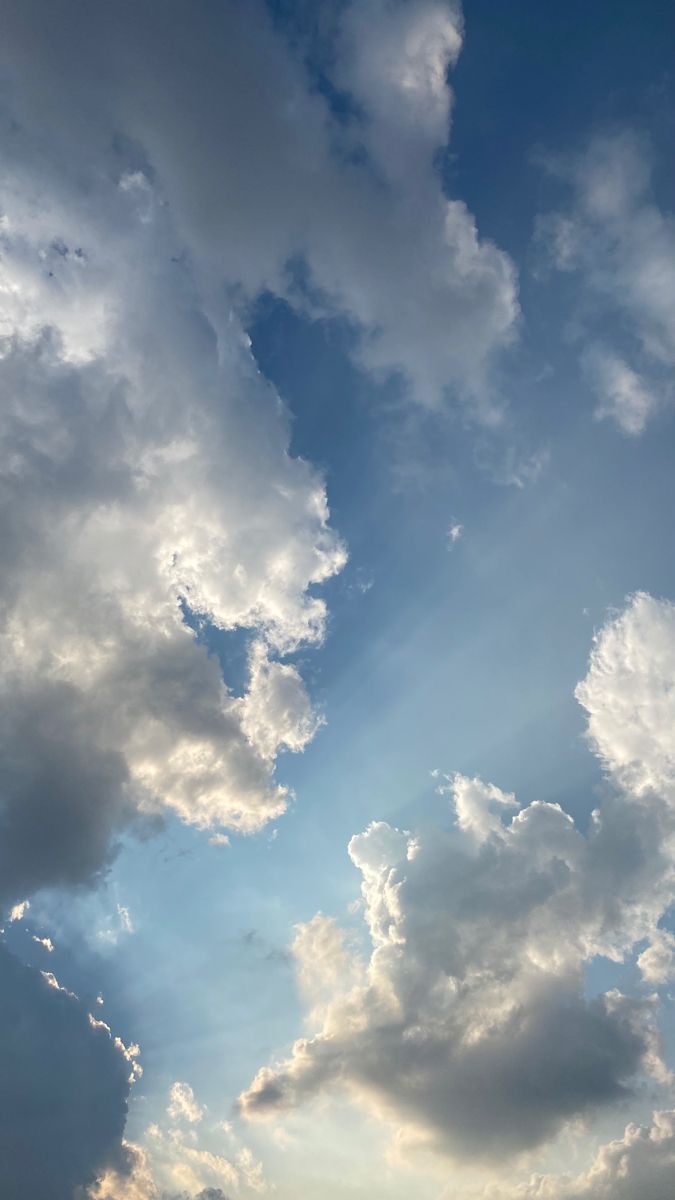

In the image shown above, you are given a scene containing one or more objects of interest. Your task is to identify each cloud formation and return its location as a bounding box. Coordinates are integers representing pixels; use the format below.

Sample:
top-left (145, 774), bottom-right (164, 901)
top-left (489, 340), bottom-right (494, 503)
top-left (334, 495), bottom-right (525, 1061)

top-left (240, 594), bottom-right (675, 1162)
top-left (90, 1083), bottom-right (265, 1200)
top-left (0, 0), bottom-right (523, 915)
top-left (0, 126), bottom-right (345, 908)
top-left (489, 1109), bottom-right (675, 1199)
top-left (0, 0), bottom-right (517, 414)
top-left (0, 943), bottom-right (134, 1200)
top-left (538, 132), bottom-right (675, 434)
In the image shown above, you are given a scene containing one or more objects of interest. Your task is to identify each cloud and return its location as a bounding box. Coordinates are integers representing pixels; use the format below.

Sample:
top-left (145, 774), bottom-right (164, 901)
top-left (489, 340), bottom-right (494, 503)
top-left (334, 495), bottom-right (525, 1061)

top-left (90, 1122), bottom-right (262, 1199)
top-left (0, 137), bottom-right (346, 908)
top-left (240, 593), bottom-right (675, 1162)
top-left (32, 935), bottom-right (54, 953)
top-left (582, 347), bottom-right (659, 436)
top-left (0, 0), bottom-right (522, 918)
top-left (0, 0), bottom-right (517, 415)
top-left (575, 591), bottom-right (675, 797)
top-left (208, 833), bottom-right (231, 848)
top-left (537, 131), bottom-right (675, 432)
top-left (447, 521), bottom-right (464, 547)
top-left (488, 1109), bottom-right (675, 1199)
top-left (0, 942), bottom-right (134, 1200)
top-left (0, 0), bottom-right (524, 910)
top-left (167, 1083), bottom-right (205, 1126)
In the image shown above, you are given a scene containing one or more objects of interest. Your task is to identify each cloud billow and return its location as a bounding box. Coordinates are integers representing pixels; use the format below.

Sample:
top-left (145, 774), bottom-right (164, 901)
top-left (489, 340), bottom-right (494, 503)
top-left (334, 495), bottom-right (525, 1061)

top-left (0, 0), bottom-right (520, 914)
top-left (240, 594), bottom-right (675, 1165)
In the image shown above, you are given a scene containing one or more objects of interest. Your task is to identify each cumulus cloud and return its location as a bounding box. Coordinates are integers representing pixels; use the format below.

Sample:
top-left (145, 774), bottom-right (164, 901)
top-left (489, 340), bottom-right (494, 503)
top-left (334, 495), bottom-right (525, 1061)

top-left (167, 1083), bottom-right (205, 1126)
top-left (538, 131), bottom-right (675, 432)
top-left (0, 141), bottom-right (346, 908)
top-left (0, 0), bottom-right (521, 914)
top-left (90, 1109), bottom-right (265, 1200)
top-left (488, 1109), bottom-right (675, 1199)
top-left (575, 591), bottom-right (675, 797)
top-left (0, 942), bottom-right (134, 1200)
top-left (0, 0), bottom-right (517, 415)
top-left (240, 593), bottom-right (675, 1162)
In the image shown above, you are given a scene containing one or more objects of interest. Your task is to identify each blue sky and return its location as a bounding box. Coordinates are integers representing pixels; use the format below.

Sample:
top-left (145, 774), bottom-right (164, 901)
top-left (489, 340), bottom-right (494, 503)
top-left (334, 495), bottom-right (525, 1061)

top-left (1, 2), bottom-right (675, 1199)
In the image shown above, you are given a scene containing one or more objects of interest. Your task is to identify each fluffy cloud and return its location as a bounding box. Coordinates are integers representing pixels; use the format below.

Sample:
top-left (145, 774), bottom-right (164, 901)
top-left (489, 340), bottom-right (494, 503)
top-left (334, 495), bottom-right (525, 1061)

top-left (167, 1083), bottom-right (205, 1126)
top-left (576, 591), bottom-right (675, 797)
top-left (240, 594), bottom-right (675, 1161)
top-left (0, 0), bottom-right (517, 414)
top-left (0, 0), bottom-right (522, 914)
top-left (90, 1091), bottom-right (265, 1200)
top-left (0, 146), bottom-right (345, 908)
top-left (0, 942), bottom-right (134, 1200)
top-left (488, 1109), bottom-right (675, 1199)
top-left (538, 132), bottom-right (675, 433)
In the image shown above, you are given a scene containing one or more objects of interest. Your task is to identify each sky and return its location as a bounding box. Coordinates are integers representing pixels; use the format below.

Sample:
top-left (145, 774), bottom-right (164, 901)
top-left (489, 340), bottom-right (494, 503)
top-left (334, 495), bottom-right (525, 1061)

top-left (0, 1), bottom-right (675, 1198)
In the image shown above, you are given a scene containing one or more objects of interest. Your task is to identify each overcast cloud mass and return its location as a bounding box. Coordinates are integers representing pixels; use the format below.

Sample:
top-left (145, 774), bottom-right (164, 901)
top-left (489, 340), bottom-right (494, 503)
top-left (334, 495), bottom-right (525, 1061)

top-left (0, 1), bottom-right (674, 1198)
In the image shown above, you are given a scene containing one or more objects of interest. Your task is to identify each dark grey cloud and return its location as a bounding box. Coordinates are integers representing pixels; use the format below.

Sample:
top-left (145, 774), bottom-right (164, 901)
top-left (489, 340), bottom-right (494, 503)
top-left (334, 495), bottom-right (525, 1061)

top-left (0, 680), bottom-right (133, 908)
top-left (0, 942), bottom-right (132, 1200)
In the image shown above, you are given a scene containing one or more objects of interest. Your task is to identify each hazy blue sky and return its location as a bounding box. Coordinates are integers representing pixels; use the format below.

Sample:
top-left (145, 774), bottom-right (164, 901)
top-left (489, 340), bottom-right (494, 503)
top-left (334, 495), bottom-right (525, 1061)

top-left (1, 2), bottom-right (675, 1198)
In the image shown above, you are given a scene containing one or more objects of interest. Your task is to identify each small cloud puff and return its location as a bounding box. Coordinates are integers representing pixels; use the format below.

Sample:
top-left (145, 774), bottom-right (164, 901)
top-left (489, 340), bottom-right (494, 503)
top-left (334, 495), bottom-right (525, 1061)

top-left (167, 1082), bottom-right (205, 1125)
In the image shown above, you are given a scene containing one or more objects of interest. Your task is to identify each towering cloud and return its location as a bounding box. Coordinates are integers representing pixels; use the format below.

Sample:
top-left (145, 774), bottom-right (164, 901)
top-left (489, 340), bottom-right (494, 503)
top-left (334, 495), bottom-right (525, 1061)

top-left (240, 594), bottom-right (675, 1162)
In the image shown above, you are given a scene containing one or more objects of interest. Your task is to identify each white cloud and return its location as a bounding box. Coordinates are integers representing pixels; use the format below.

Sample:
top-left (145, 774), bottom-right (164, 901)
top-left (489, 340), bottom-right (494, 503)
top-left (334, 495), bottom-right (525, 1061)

top-left (488, 1109), bottom-right (675, 1199)
top-left (583, 347), bottom-right (659, 435)
top-left (0, 0), bottom-right (518, 417)
top-left (0, 150), bottom-right (346, 906)
top-left (167, 1082), bottom-right (205, 1126)
top-left (32, 934), bottom-right (54, 953)
top-left (240, 593), bottom-right (675, 1162)
top-left (575, 592), bottom-right (675, 797)
top-left (91, 1110), bottom-right (266, 1199)
top-left (637, 929), bottom-right (675, 985)
top-left (0, 0), bottom-right (522, 905)
top-left (447, 521), bottom-right (464, 547)
top-left (538, 131), bottom-right (675, 432)
top-left (98, 905), bottom-right (137, 948)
